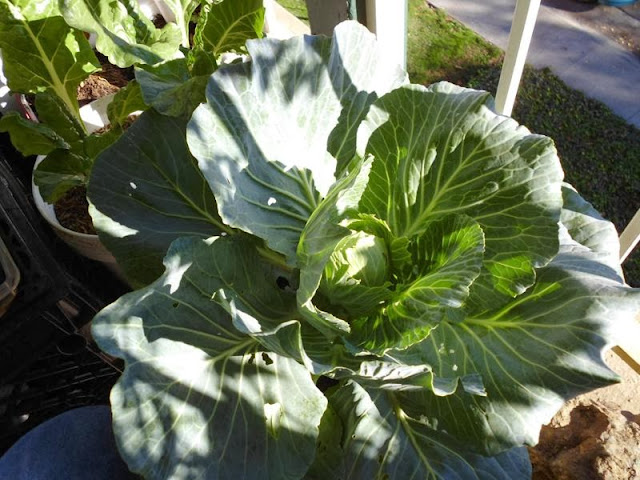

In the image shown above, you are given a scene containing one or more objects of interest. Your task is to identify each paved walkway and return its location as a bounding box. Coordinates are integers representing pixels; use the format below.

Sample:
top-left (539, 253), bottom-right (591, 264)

top-left (428, 0), bottom-right (640, 128)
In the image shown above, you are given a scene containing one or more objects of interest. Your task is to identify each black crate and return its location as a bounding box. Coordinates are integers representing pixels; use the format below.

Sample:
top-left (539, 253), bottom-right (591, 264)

top-left (0, 335), bottom-right (122, 454)
top-left (0, 275), bottom-right (124, 453)
top-left (0, 138), bottom-right (128, 453)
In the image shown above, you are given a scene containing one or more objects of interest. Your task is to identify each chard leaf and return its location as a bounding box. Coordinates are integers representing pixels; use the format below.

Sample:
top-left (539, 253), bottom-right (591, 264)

top-left (0, 0), bottom-right (99, 117)
top-left (136, 58), bottom-right (211, 117)
top-left (358, 83), bottom-right (563, 308)
top-left (61, 0), bottom-right (183, 67)
top-left (34, 150), bottom-right (92, 203)
top-left (106, 80), bottom-right (147, 127)
top-left (320, 381), bottom-right (531, 480)
top-left (88, 110), bottom-right (223, 287)
top-left (158, 0), bottom-right (201, 48)
top-left (1, 0), bottom-right (60, 19)
top-left (349, 215), bottom-right (485, 353)
top-left (83, 125), bottom-right (123, 158)
top-left (35, 92), bottom-right (86, 150)
top-left (195, 0), bottom-right (264, 56)
top-left (187, 21), bottom-right (406, 263)
top-left (0, 112), bottom-right (69, 156)
top-left (92, 234), bottom-right (326, 479)
top-left (188, 46), bottom-right (217, 75)
top-left (391, 254), bottom-right (639, 455)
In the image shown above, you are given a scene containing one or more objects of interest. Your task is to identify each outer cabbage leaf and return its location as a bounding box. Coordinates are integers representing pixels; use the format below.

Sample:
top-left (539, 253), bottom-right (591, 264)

top-left (357, 83), bottom-right (563, 311)
top-left (61, 0), bottom-right (182, 67)
top-left (559, 183), bottom-right (623, 278)
top-left (314, 381), bottom-right (531, 480)
top-left (187, 21), bottom-right (407, 263)
top-left (92, 235), bottom-right (326, 479)
top-left (0, 0), bottom-right (99, 117)
top-left (88, 110), bottom-right (223, 287)
top-left (390, 252), bottom-right (638, 456)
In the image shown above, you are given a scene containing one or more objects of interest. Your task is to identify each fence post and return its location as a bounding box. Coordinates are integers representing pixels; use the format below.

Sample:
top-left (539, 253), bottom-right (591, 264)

top-left (495, 0), bottom-right (541, 116)
top-left (364, 0), bottom-right (408, 69)
top-left (620, 208), bottom-right (640, 263)
top-left (615, 207), bottom-right (640, 374)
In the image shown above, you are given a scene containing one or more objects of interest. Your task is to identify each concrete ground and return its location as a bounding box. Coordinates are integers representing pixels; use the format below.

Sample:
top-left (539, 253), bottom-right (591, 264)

top-left (428, 0), bottom-right (640, 127)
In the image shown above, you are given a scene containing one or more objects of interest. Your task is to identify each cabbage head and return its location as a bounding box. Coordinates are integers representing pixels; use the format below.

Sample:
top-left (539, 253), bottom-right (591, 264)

top-left (88, 21), bottom-right (639, 480)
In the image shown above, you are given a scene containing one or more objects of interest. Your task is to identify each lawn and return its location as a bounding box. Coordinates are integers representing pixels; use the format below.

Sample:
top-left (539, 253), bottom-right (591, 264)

top-left (276, 0), bottom-right (309, 23)
top-left (278, 0), bottom-right (640, 286)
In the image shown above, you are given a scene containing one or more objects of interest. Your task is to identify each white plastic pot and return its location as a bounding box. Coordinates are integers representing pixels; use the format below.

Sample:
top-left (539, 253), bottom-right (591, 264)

top-left (32, 158), bottom-right (117, 265)
top-left (31, 95), bottom-right (122, 272)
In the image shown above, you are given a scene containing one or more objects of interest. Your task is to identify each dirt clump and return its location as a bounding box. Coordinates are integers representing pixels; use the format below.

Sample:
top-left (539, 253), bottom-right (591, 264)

top-left (530, 400), bottom-right (640, 479)
top-left (77, 52), bottom-right (133, 106)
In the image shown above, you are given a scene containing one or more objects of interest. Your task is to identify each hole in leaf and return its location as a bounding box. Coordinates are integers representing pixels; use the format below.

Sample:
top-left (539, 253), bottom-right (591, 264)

top-left (172, 302), bottom-right (179, 308)
top-left (276, 276), bottom-right (290, 290)
top-left (262, 352), bottom-right (273, 365)
top-left (316, 375), bottom-right (338, 392)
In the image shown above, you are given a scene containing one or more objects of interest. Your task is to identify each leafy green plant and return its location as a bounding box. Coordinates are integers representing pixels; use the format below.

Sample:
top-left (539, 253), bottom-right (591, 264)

top-left (88, 21), bottom-right (639, 479)
top-left (0, 0), bottom-right (264, 203)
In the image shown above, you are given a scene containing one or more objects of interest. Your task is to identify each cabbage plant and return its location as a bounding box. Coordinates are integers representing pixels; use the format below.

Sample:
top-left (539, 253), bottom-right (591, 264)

top-left (88, 21), bottom-right (639, 479)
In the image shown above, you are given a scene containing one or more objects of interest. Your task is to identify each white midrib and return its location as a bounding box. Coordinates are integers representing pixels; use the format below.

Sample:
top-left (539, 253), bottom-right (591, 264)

top-left (21, 17), bottom-right (83, 127)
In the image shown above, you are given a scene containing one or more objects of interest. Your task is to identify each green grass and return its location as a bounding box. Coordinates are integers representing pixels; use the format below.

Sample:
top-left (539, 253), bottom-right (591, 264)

top-left (276, 0), bottom-right (309, 24)
top-left (278, 0), bottom-right (640, 286)
top-left (407, 0), bottom-right (502, 86)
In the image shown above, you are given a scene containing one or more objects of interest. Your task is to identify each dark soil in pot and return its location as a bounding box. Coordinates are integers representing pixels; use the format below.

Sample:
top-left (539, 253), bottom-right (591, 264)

top-left (53, 186), bottom-right (96, 235)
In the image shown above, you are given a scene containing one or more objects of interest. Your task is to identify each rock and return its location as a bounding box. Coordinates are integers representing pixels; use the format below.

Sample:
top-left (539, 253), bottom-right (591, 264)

top-left (530, 350), bottom-right (640, 479)
top-left (530, 400), bottom-right (640, 479)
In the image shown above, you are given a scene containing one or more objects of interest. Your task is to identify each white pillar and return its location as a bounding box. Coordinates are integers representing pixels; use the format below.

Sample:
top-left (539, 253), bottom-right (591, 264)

top-left (494, 0), bottom-right (541, 117)
top-left (364, 0), bottom-right (408, 70)
top-left (615, 207), bottom-right (640, 374)
top-left (619, 208), bottom-right (640, 263)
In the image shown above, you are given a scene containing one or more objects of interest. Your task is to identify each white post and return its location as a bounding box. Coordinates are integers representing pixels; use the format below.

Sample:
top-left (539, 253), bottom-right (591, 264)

top-left (263, 0), bottom-right (310, 39)
top-left (619, 208), bottom-right (640, 263)
top-left (494, 0), bottom-right (541, 117)
top-left (614, 207), bottom-right (640, 374)
top-left (364, 0), bottom-right (408, 70)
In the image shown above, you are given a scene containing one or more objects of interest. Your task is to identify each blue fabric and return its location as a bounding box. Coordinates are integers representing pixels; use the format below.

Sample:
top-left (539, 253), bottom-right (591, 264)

top-left (0, 405), bottom-right (139, 480)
